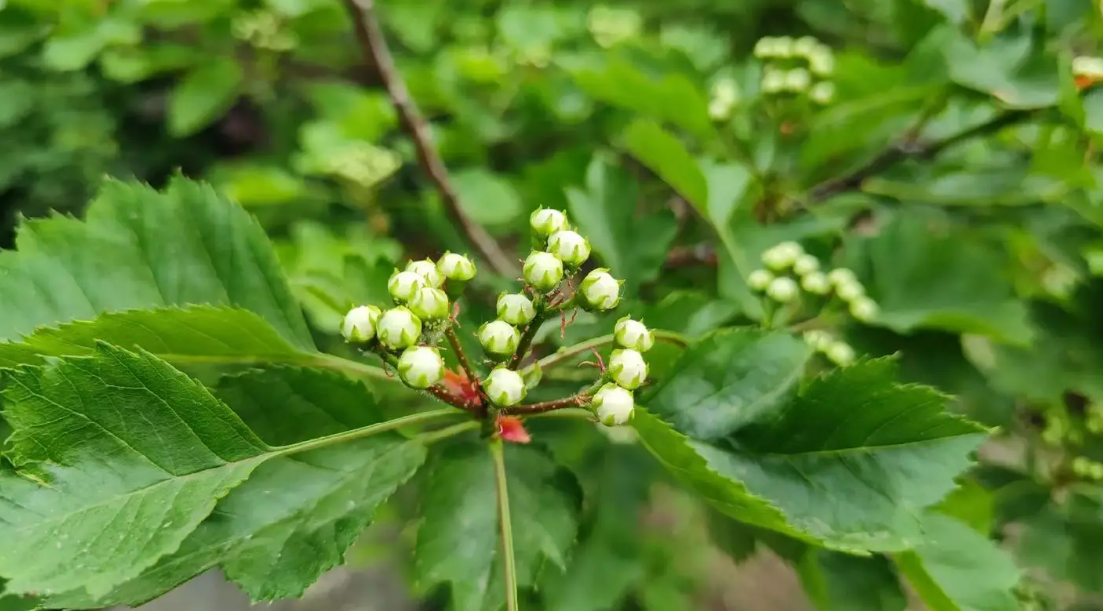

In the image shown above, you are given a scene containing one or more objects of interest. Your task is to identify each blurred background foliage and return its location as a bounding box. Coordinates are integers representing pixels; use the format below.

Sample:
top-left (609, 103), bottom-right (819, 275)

top-left (5, 0), bottom-right (1103, 609)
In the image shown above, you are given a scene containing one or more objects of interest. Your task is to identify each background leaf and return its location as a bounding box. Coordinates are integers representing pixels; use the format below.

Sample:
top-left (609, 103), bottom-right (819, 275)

top-left (167, 58), bottom-right (243, 136)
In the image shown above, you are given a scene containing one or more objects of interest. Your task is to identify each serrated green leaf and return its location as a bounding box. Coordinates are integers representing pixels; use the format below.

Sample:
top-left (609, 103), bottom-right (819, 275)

top-left (0, 177), bottom-right (313, 348)
top-left (943, 29), bottom-right (1058, 109)
top-left (415, 443), bottom-right (581, 611)
top-left (622, 119), bottom-right (707, 208)
top-left (636, 357), bottom-right (987, 551)
top-left (168, 58), bottom-right (243, 136)
top-left (894, 513), bottom-right (1022, 611)
top-left (566, 155), bottom-right (677, 292)
top-left (798, 551), bottom-right (907, 611)
top-left (644, 328), bottom-right (811, 441)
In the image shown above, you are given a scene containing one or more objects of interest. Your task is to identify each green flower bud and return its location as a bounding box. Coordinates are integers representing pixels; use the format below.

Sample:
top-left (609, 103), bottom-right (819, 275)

top-left (377, 306), bottom-right (423, 350)
top-left (409, 287), bottom-right (450, 320)
top-left (523, 251), bottom-right (564, 291)
top-left (437, 252), bottom-right (477, 281)
top-left (772, 36), bottom-right (795, 58)
top-left (753, 36), bottom-right (776, 58)
top-left (827, 268), bottom-right (858, 287)
top-left (793, 35), bottom-right (819, 57)
top-left (397, 346), bottom-right (445, 389)
top-left (835, 279), bottom-right (865, 302)
top-left (530, 207), bottom-right (569, 237)
top-left (485, 366), bottom-right (527, 406)
top-left (793, 254), bottom-right (820, 276)
top-left (747, 269), bottom-right (774, 291)
top-left (608, 348), bottom-right (648, 390)
top-left (849, 296), bottom-right (879, 322)
top-left (406, 259), bottom-right (445, 289)
top-left (766, 277), bottom-right (799, 303)
top-left (479, 320), bottom-right (521, 357)
top-left (497, 292), bottom-right (536, 326)
top-left (548, 230), bottom-right (591, 267)
top-left (808, 47), bottom-right (835, 76)
top-left (579, 268), bottom-right (621, 311)
top-left (614, 317), bottom-right (654, 352)
top-left (825, 340), bottom-right (855, 366)
top-left (761, 241), bottom-right (804, 271)
top-left (784, 68), bottom-right (811, 92)
top-left (592, 383), bottom-right (634, 426)
top-left (809, 81), bottom-right (835, 105)
top-left (803, 330), bottom-right (833, 351)
top-left (340, 305), bottom-right (382, 344)
top-left (388, 270), bottom-right (425, 303)
top-left (800, 272), bottom-right (830, 295)
top-left (762, 69), bottom-right (786, 93)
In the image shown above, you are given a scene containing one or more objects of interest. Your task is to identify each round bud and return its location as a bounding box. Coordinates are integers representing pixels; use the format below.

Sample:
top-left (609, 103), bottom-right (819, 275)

top-left (809, 81), bottom-right (835, 105)
top-left (614, 317), bottom-right (654, 352)
top-left (753, 36), bottom-right (776, 58)
top-left (761, 241), bottom-right (804, 271)
top-left (406, 259), bottom-right (445, 289)
top-left (497, 293), bottom-right (536, 326)
top-left (1074, 56), bottom-right (1103, 78)
top-left (479, 320), bottom-right (521, 357)
top-left (773, 35), bottom-right (794, 58)
top-left (825, 341), bottom-right (856, 366)
top-left (592, 383), bottom-right (635, 426)
top-left (548, 230), bottom-right (591, 267)
top-left (608, 348), bottom-right (648, 390)
top-left (793, 35), bottom-right (818, 57)
top-left (397, 346), bottom-right (445, 389)
top-left (785, 68), bottom-right (811, 92)
top-left (377, 307), bottom-right (423, 350)
top-left (579, 268), bottom-right (621, 311)
top-left (388, 270), bottom-right (425, 303)
top-left (340, 305), bottom-right (382, 344)
top-left (808, 47), bottom-right (835, 76)
top-left (523, 251), bottom-right (565, 292)
top-left (409, 287), bottom-right (450, 320)
top-left (827, 268), bottom-right (858, 287)
top-left (849, 296), bottom-right (879, 322)
top-left (485, 366), bottom-right (526, 406)
top-left (766, 277), bottom-right (799, 303)
top-left (761, 69), bottom-right (786, 93)
top-left (747, 269), bottom-right (774, 291)
top-left (530, 208), bottom-right (569, 237)
top-left (793, 254), bottom-right (820, 276)
top-left (436, 252), bottom-right (476, 282)
top-left (800, 271), bottom-right (831, 295)
top-left (803, 330), bottom-right (833, 351)
top-left (835, 279), bottom-right (865, 302)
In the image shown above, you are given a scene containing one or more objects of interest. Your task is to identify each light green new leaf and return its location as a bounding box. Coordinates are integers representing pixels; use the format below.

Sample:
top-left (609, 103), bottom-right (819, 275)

top-left (0, 177), bottom-right (312, 348)
top-left (894, 513), bottom-right (1022, 611)
top-left (636, 357), bottom-right (987, 552)
top-left (566, 155), bottom-right (677, 291)
top-left (168, 58), bottom-right (244, 136)
top-left (844, 211), bottom-right (1032, 345)
top-left (415, 443), bottom-right (581, 611)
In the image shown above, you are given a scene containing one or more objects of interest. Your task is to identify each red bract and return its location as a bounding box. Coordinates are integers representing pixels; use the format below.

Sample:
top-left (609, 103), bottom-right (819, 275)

top-left (441, 369), bottom-right (482, 407)
top-left (497, 415), bottom-right (531, 444)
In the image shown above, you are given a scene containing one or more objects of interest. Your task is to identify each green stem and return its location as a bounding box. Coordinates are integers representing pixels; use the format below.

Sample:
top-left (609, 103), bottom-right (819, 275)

top-left (526, 407), bottom-right (597, 421)
top-left (162, 352), bottom-right (392, 381)
top-left (275, 408), bottom-right (462, 456)
top-left (416, 420), bottom-right (480, 444)
top-left (522, 330), bottom-right (688, 376)
top-left (508, 310), bottom-right (548, 370)
top-left (445, 325), bottom-right (480, 383)
top-left (490, 439), bottom-right (520, 611)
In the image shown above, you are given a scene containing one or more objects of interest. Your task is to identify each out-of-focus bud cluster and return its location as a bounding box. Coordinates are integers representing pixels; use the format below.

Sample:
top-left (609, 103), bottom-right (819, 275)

top-left (802, 330), bottom-right (856, 367)
top-left (320, 143), bottom-right (402, 188)
top-left (753, 35), bottom-right (836, 105)
top-left (231, 10), bottom-right (297, 52)
top-left (587, 5), bottom-right (643, 48)
top-left (709, 77), bottom-right (741, 121)
top-left (1073, 55), bottom-right (1103, 90)
top-left (749, 241), bottom-right (880, 324)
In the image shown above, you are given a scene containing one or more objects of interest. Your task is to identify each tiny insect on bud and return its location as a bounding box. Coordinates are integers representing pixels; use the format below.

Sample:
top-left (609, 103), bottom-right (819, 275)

top-left (523, 251), bottom-right (565, 292)
top-left (497, 292), bottom-right (536, 326)
top-left (377, 306), bottom-right (423, 350)
top-left (592, 383), bottom-right (635, 426)
top-left (485, 366), bottom-right (527, 406)
top-left (761, 241), bottom-right (804, 271)
top-left (809, 81), bottom-right (835, 105)
top-left (436, 252), bottom-right (477, 281)
top-left (608, 348), bottom-right (648, 390)
top-left (784, 68), bottom-right (811, 92)
top-left (397, 346), bottom-right (445, 389)
top-left (547, 230), bottom-right (591, 267)
top-left (766, 276), bottom-right (799, 303)
top-left (793, 254), bottom-right (820, 276)
top-left (614, 317), bottom-right (654, 352)
top-left (409, 287), bottom-right (450, 320)
top-left (800, 271), bottom-right (830, 295)
top-left (479, 320), bottom-right (521, 357)
top-left (340, 305), bottom-right (382, 344)
top-left (388, 270), bottom-right (425, 303)
top-left (747, 269), bottom-right (774, 291)
top-left (825, 340), bottom-right (856, 366)
top-left (579, 268), bottom-right (622, 311)
top-left (849, 296), bottom-right (879, 322)
top-left (835, 279), bottom-right (865, 302)
top-left (406, 259), bottom-right (445, 289)
top-left (530, 207), bottom-right (570, 237)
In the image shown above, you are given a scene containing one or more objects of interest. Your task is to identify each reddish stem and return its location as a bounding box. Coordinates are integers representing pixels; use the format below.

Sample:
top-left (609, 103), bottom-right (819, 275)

top-left (502, 394), bottom-right (591, 416)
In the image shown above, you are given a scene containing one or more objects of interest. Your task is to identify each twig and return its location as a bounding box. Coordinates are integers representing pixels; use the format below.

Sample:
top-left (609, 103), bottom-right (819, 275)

top-left (342, 0), bottom-right (516, 276)
top-left (445, 326), bottom-right (480, 386)
top-left (502, 394), bottom-right (592, 416)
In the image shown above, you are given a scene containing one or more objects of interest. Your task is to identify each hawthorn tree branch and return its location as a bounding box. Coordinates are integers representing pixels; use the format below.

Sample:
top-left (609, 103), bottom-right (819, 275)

top-left (342, 0), bottom-right (517, 276)
top-left (502, 394), bottom-right (592, 416)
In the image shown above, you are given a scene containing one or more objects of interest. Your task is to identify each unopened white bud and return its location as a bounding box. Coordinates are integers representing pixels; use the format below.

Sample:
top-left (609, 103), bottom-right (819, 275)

top-left (793, 254), bottom-right (820, 276)
top-left (766, 277), bottom-right (799, 303)
top-left (835, 279), bottom-right (865, 302)
top-left (579, 268), bottom-right (621, 311)
top-left (614, 317), bottom-right (654, 352)
top-left (826, 341), bottom-right (856, 366)
top-left (406, 259), bottom-right (445, 289)
top-left (388, 270), bottom-right (425, 303)
top-left (800, 271), bottom-right (831, 295)
top-left (479, 320), bottom-right (521, 357)
top-left (808, 47), bottom-right (835, 76)
top-left (849, 296), bottom-right (879, 322)
top-left (397, 346), bottom-right (445, 389)
top-left (793, 36), bottom-right (818, 57)
top-left (748, 269), bottom-right (774, 291)
top-left (809, 81), bottom-right (835, 105)
top-left (436, 252), bottom-right (477, 281)
top-left (762, 69), bottom-right (786, 93)
top-left (409, 287), bottom-right (450, 320)
top-left (523, 251), bottom-right (564, 291)
top-left (761, 241), bottom-right (804, 271)
top-left (377, 306), bottom-right (423, 350)
top-left (803, 330), bottom-right (833, 351)
top-left (773, 36), bottom-right (794, 58)
top-left (548, 230), bottom-right (591, 267)
top-left (496, 293), bottom-right (536, 326)
top-left (608, 348), bottom-right (648, 390)
top-left (785, 68), bottom-right (811, 92)
top-left (530, 207), bottom-right (569, 237)
top-left (592, 383), bottom-right (634, 426)
top-left (340, 305), bottom-right (381, 343)
top-left (486, 366), bottom-right (526, 406)
top-left (1073, 56), bottom-right (1103, 78)
top-left (753, 37), bottom-right (776, 58)
top-left (827, 268), bottom-right (858, 287)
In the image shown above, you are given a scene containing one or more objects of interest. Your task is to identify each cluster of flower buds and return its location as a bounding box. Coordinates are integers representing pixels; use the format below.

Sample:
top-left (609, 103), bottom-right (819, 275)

top-left (709, 77), bottom-right (741, 121)
top-left (1073, 55), bottom-right (1103, 89)
top-left (231, 9), bottom-right (297, 52)
top-left (754, 35), bottom-right (836, 105)
top-left (587, 4), bottom-right (642, 48)
top-left (1072, 456), bottom-right (1103, 481)
top-left (802, 329), bottom-right (856, 367)
top-left (748, 241), bottom-right (879, 323)
top-left (590, 317), bottom-right (656, 426)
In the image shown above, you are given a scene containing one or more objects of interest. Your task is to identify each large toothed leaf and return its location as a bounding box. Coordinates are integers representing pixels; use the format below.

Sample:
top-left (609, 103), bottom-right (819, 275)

top-left (0, 177), bottom-right (312, 348)
top-left (415, 442), bottom-right (581, 611)
top-left (635, 338), bottom-right (987, 552)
